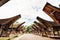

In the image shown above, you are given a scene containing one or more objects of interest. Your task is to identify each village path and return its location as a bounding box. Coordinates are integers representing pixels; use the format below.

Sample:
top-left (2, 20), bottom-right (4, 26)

top-left (14, 33), bottom-right (59, 40)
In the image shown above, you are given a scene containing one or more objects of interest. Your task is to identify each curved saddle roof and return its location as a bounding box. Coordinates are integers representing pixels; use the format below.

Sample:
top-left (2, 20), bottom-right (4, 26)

top-left (37, 16), bottom-right (60, 30)
top-left (37, 16), bottom-right (60, 27)
top-left (43, 2), bottom-right (60, 24)
top-left (0, 15), bottom-right (21, 25)
top-left (0, 0), bottom-right (9, 7)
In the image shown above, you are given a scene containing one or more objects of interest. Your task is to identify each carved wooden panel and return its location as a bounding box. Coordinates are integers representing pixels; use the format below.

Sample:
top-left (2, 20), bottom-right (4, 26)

top-left (43, 2), bottom-right (60, 24)
top-left (0, 0), bottom-right (9, 6)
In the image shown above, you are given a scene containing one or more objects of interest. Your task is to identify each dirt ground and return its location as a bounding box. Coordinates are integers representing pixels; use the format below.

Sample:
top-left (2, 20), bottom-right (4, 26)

top-left (14, 33), bottom-right (60, 40)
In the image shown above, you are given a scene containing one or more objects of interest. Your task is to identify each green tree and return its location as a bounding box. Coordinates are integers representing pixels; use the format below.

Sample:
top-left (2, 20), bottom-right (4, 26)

top-left (25, 24), bottom-right (33, 33)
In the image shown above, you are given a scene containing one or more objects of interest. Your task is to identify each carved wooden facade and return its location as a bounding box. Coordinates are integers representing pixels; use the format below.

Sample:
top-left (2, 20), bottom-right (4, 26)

top-left (43, 2), bottom-right (60, 24)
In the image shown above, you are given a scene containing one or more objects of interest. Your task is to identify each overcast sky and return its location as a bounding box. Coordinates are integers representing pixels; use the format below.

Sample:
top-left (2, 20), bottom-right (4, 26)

top-left (0, 0), bottom-right (60, 26)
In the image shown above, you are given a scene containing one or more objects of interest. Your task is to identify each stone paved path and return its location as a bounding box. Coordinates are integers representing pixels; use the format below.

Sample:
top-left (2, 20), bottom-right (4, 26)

top-left (14, 34), bottom-right (59, 40)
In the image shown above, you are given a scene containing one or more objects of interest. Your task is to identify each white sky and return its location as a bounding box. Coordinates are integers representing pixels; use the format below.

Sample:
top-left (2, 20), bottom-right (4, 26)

top-left (0, 0), bottom-right (60, 26)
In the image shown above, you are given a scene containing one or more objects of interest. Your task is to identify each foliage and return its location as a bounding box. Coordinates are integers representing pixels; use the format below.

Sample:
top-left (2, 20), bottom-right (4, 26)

top-left (25, 24), bottom-right (33, 33)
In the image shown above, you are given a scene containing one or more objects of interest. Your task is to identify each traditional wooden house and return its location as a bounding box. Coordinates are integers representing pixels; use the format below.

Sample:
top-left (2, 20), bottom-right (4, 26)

top-left (30, 24), bottom-right (39, 34)
top-left (15, 22), bottom-right (25, 33)
top-left (31, 24), bottom-right (38, 31)
top-left (43, 2), bottom-right (60, 38)
top-left (8, 22), bottom-right (25, 36)
top-left (37, 16), bottom-right (60, 37)
top-left (34, 21), bottom-right (47, 35)
top-left (43, 2), bottom-right (60, 24)
top-left (34, 21), bottom-right (46, 31)
top-left (0, 15), bottom-right (21, 37)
